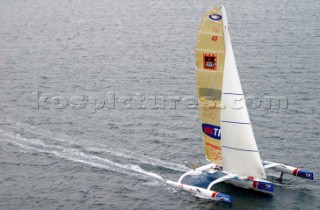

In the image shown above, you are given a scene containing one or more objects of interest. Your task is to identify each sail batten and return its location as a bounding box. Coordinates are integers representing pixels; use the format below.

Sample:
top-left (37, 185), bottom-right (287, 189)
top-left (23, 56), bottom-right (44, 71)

top-left (222, 146), bottom-right (259, 152)
top-left (222, 92), bottom-right (243, 95)
top-left (221, 121), bottom-right (250, 124)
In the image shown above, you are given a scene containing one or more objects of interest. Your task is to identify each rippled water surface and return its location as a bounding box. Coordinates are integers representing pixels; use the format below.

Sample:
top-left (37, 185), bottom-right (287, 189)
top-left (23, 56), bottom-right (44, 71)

top-left (1, 0), bottom-right (319, 209)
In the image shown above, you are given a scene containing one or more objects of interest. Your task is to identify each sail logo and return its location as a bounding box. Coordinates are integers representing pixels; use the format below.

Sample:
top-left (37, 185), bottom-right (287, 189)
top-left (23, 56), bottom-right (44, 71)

top-left (216, 193), bottom-right (232, 203)
top-left (203, 54), bottom-right (217, 70)
top-left (211, 36), bottom-right (218, 41)
top-left (257, 182), bottom-right (274, 192)
top-left (297, 170), bottom-right (314, 180)
top-left (202, 124), bottom-right (221, 140)
top-left (209, 14), bottom-right (222, 21)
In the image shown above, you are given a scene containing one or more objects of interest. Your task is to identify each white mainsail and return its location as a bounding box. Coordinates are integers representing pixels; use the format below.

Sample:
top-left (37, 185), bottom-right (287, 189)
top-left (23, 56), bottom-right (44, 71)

top-left (220, 6), bottom-right (266, 179)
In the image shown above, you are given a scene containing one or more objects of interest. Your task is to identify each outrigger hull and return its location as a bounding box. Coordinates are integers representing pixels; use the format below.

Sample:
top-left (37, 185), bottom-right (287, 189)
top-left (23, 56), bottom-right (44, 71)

top-left (166, 180), bottom-right (232, 203)
top-left (262, 161), bottom-right (314, 180)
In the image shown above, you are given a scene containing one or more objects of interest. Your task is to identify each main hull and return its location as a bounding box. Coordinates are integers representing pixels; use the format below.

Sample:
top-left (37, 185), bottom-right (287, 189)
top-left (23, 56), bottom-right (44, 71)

top-left (181, 170), bottom-right (274, 194)
top-left (166, 163), bottom-right (274, 204)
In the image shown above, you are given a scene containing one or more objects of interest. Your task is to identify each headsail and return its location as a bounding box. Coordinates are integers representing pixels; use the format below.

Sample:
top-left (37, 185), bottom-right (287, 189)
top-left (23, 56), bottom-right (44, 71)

top-left (196, 6), bottom-right (226, 165)
top-left (220, 6), bottom-right (266, 179)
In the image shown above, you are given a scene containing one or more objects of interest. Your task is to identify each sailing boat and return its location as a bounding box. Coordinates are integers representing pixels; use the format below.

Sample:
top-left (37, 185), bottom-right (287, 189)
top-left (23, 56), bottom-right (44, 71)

top-left (166, 5), bottom-right (314, 204)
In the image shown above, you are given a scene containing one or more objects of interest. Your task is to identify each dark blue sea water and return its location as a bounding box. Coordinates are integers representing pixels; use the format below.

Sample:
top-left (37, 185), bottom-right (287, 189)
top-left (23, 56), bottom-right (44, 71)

top-left (1, 0), bottom-right (319, 209)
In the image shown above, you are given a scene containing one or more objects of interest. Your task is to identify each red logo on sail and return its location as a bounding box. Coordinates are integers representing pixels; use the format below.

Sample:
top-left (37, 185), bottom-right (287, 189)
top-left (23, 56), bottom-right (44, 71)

top-left (211, 36), bottom-right (218, 41)
top-left (203, 54), bottom-right (217, 70)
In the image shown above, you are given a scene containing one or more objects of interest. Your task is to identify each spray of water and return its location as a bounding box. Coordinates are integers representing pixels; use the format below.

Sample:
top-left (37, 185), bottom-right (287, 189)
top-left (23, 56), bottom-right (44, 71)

top-left (0, 125), bottom-right (187, 183)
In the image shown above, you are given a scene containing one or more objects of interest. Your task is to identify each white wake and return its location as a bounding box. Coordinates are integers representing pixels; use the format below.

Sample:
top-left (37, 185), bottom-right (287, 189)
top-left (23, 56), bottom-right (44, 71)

top-left (0, 125), bottom-right (187, 183)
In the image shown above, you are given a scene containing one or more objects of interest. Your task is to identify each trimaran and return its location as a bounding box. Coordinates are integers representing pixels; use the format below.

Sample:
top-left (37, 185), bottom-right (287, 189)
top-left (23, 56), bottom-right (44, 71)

top-left (166, 5), bottom-right (314, 204)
